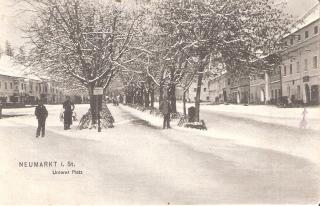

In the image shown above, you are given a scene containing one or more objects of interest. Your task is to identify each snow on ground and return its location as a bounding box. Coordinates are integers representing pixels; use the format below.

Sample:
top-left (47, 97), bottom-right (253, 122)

top-left (120, 104), bottom-right (320, 165)
top-left (175, 102), bottom-right (320, 131)
top-left (0, 104), bottom-right (319, 204)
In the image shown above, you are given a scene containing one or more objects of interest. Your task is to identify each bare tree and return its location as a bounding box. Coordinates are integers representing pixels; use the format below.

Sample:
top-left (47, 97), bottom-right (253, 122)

top-left (156, 0), bottom-right (292, 122)
top-left (20, 0), bottom-right (144, 123)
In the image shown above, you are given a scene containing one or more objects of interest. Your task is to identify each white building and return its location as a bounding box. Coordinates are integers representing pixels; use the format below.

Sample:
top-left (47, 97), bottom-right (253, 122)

top-left (188, 79), bottom-right (210, 102)
top-left (281, 3), bottom-right (320, 105)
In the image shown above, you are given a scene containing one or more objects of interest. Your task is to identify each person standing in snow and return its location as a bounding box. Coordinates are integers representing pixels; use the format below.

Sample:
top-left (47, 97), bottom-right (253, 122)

top-left (35, 100), bottom-right (48, 138)
top-left (63, 96), bottom-right (75, 130)
top-left (160, 96), bottom-right (172, 129)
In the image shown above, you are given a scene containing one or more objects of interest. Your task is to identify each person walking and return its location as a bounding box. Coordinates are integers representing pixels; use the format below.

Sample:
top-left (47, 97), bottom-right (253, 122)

top-left (160, 96), bottom-right (172, 129)
top-left (63, 96), bottom-right (75, 130)
top-left (35, 100), bottom-right (48, 138)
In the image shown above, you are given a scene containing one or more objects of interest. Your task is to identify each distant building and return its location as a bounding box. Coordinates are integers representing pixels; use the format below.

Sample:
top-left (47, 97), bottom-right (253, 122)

top-left (188, 79), bottom-right (210, 102)
top-left (210, 3), bottom-right (320, 106)
top-left (229, 75), bottom-right (250, 104)
top-left (0, 55), bottom-right (65, 105)
top-left (281, 3), bottom-right (320, 105)
top-left (208, 73), bottom-right (230, 103)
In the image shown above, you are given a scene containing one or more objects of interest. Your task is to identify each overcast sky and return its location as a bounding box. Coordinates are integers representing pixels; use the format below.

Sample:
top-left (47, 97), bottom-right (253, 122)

top-left (0, 0), bottom-right (319, 49)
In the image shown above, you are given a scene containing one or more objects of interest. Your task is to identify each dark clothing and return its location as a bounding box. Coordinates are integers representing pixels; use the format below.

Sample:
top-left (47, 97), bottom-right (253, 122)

top-left (160, 100), bottom-right (172, 129)
top-left (35, 104), bottom-right (48, 137)
top-left (63, 100), bottom-right (75, 112)
top-left (163, 113), bottom-right (171, 129)
top-left (35, 105), bottom-right (48, 120)
top-left (36, 119), bottom-right (46, 137)
top-left (63, 100), bottom-right (75, 130)
top-left (160, 100), bottom-right (171, 115)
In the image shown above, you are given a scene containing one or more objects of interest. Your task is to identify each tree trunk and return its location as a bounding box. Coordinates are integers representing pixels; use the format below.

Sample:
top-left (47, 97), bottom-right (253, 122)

top-left (88, 85), bottom-right (97, 124)
top-left (169, 84), bottom-right (177, 113)
top-left (195, 66), bottom-right (204, 122)
top-left (159, 84), bottom-right (164, 108)
top-left (150, 87), bottom-right (155, 108)
top-left (183, 90), bottom-right (187, 116)
top-left (145, 89), bottom-right (150, 107)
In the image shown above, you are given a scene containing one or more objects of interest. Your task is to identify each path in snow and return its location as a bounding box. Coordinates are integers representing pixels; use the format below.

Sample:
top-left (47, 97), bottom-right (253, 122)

top-left (0, 104), bottom-right (319, 204)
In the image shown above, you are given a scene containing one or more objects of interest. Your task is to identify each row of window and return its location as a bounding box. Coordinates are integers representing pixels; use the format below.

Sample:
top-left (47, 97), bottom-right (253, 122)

top-left (287, 25), bottom-right (319, 46)
top-left (0, 81), bottom-right (52, 93)
top-left (283, 56), bottom-right (318, 76)
top-left (0, 82), bottom-right (13, 90)
top-left (193, 87), bottom-right (207, 92)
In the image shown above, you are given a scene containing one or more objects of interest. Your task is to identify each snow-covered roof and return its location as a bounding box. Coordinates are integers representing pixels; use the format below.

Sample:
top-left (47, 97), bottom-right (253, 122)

top-left (290, 3), bottom-right (319, 34)
top-left (0, 55), bottom-right (42, 81)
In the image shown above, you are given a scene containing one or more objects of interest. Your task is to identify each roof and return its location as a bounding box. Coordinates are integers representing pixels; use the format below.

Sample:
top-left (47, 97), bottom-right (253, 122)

top-left (0, 55), bottom-right (42, 81)
top-left (290, 3), bottom-right (319, 34)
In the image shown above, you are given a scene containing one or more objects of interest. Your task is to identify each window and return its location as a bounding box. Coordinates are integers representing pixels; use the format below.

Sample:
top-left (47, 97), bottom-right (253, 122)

top-left (36, 86), bottom-right (38, 92)
top-left (284, 65), bottom-right (287, 76)
top-left (271, 90), bottom-right (274, 99)
top-left (203, 88), bottom-right (206, 92)
top-left (297, 35), bottom-right (301, 41)
top-left (297, 61), bottom-right (300, 73)
top-left (228, 79), bottom-right (231, 85)
top-left (304, 59), bottom-right (308, 71)
top-left (5, 82), bottom-right (7, 89)
top-left (0, 82), bottom-right (1, 89)
top-left (313, 56), bottom-right (318, 69)
top-left (30, 83), bottom-right (33, 91)
top-left (314, 26), bottom-right (318, 34)
top-left (21, 83), bottom-right (24, 90)
top-left (297, 85), bottom-right (301, 99)
top-left (24, 84), bottom-right (27, 91)
top-left (10, 82), bottom-right (12, 89)
top-left (290, 38), bottom-right (294, 45)
top-left (193, 88), bottom-right (196, 92)
top-left (305, 31), bottom-right (309, 39)
top-left (290, 64), bottom-right (293, 74)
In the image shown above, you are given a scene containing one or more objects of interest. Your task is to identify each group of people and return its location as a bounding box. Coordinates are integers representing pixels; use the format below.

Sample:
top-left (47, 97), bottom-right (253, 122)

top-left (34, 95), bottom-right (172, 137)
top-left (34, 96), bottom-right (75, 138)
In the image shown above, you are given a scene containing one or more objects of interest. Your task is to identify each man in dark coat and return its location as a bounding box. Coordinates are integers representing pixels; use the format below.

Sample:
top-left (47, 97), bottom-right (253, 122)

top-left (63, 96), bottom-right (75, 130)
top-left (160, 96), bottom-right (172, 129)
top-left (35, 100), bottom-right (48, 138)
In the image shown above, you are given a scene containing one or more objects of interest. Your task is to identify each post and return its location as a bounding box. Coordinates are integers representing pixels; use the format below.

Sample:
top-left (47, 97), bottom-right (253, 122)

top-left (93, 87), bottom-right (103, 132)
top-left (98, 95), bottom-right (101, 132)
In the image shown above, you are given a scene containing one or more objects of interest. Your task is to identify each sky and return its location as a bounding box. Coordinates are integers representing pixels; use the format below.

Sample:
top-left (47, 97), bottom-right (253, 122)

top-left (0, 0), bottom-right (319, 50)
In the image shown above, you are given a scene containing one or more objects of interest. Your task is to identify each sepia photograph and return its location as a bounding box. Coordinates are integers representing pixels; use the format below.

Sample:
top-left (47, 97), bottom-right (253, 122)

top-left (0, 0), bottom-right (319, 205)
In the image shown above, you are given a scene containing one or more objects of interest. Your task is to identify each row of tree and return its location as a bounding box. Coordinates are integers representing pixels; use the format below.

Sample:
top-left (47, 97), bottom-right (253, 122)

top-left (19, 0), bottom-right (293, 122)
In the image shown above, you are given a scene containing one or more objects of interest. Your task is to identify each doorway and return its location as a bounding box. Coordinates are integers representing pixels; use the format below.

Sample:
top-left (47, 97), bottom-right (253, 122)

top-left (311, 85), bottom-right (319, 105)
top-left (305, 84), bottom-right (311, 104)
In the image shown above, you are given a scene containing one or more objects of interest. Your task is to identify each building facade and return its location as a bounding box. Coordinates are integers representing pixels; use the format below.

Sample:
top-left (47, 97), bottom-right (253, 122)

top-left (209, 4), bottom-right (320, 106)
top-left (188, 80), bottom-right (210, 102)
top-left (281, 5), bottom-right (320, 105)
top-left (0, 55), bottom-right (66, 105)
